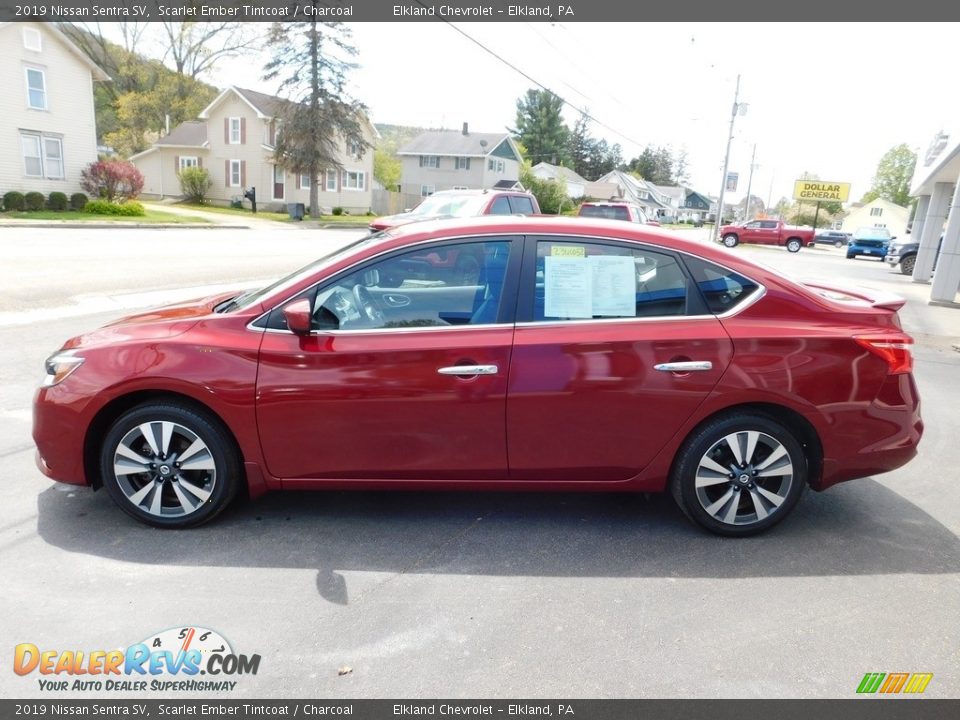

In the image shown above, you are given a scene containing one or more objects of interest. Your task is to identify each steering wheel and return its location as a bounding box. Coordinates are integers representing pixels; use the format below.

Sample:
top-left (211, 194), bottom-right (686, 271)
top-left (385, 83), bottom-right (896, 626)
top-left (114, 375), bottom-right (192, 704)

top-left (353, 284), bottom-right (385, 325)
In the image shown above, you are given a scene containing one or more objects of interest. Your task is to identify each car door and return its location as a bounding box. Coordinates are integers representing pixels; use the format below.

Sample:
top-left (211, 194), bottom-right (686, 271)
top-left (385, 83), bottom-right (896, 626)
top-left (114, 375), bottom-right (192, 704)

top-left (506, 236), bottom-right (734, 481)
top-left (256, 237), bottom-right (521, 482)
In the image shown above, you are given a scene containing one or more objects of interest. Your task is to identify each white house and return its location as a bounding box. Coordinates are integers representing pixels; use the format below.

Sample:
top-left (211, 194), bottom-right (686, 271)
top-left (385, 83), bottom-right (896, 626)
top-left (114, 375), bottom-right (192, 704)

top-left (0, 22), bottom-right (107, 197)
top-left (531, 162), bottom-right (618, 200)
top-left (131, 86), bottom-right (377, 213)
top-left (839, 198), bottom-right (910, 238)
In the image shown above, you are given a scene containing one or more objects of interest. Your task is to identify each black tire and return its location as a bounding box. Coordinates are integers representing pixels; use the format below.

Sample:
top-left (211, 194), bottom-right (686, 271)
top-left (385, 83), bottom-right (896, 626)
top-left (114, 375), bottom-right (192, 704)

top-left (846, 253), bottom-right (856, 259)
top-left (722, 234), bottom-right (739, 248)
top-left (670, 413), bottom-right (807, 537)
top-left (99, 403), bottom-right (241, 528)
top-left (786, 238), bottom-right (802, 253)
top-left (900, 255), bottom-right (916, 276)
top-left (834, 240), bottom-right (843, 248)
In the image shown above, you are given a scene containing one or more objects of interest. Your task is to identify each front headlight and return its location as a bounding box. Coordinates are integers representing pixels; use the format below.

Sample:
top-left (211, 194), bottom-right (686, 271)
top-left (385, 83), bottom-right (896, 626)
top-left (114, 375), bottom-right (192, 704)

top-left (43, 350), bottom-right (84, 387)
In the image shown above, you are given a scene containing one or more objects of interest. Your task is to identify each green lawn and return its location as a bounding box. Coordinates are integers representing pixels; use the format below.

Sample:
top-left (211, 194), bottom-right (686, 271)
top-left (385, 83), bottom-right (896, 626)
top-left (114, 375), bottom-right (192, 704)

top-left (173, 202), bottom-right (375, 225)
top-left (2, 209), bottom-right (210, 224)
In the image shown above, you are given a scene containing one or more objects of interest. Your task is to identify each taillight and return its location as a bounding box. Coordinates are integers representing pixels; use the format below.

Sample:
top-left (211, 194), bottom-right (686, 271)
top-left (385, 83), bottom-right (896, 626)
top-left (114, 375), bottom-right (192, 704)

top-left (854, 335), bottom-right (914, 374)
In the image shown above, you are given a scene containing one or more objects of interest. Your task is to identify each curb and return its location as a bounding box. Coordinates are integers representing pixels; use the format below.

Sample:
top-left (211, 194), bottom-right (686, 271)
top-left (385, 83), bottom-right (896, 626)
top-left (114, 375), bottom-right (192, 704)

top-left (0, 222), bottom-right (247, 229)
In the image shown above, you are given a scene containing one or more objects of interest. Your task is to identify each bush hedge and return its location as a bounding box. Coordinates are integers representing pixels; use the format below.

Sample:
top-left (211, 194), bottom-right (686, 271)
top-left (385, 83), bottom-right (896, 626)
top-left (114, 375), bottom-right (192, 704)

top-left (47, 192), bottom-right (69, 211)
top-left (83, 200), bottom-right (146, 217)
top-left (24, 192), bottom-right (46, 211)
top-left (70, 193), bottom-right (89, 211)
top-left (3, 191), bottom-right (25, 211)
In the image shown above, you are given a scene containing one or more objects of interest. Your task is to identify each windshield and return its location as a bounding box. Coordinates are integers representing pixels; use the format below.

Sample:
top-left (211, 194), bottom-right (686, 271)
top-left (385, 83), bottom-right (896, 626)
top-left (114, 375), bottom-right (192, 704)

top-left (225, 234), bottom-right (384, 312)
top-left (580, 205), bottom-right (630, 221)
top-left (408, 194), bottom-right (489, 218)
top-left (853, 227), bottom-right (892, 240)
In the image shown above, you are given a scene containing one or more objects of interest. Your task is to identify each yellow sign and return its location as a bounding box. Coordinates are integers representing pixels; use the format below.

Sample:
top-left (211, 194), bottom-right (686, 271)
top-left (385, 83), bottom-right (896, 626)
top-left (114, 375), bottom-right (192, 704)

top-left (551, 246), bottom-right (586, 257)
top-left (793, 180), bottom-right (850, 202)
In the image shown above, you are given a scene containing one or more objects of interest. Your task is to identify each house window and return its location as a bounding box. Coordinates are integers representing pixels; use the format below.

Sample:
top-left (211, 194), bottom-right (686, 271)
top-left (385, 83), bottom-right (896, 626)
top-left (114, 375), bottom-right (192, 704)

top-left (456, 157), bottom-right (471, 170)
top-left (23, 28), bottom-right (42, 52)
top-left (25, 67), bottom-right (46, 110)
top-left (420, 155), bottom-right (439, 168)
top-left (487, 159), bottom-right (504, 173)
top-left (342, 170), bottom-right (365, 191)
top-left (326, 169), bottom-right (337, 191)
top-left (421, 185), bottom-right (435, 197)
top-left (20, 132), bottom-right (62, 179)
top-left (179, 156), bottom-right (199, 170)
top-left (870, 207), bottom-right (883, 217)
top-left (44, 137), bottom-right (64, 179)
top-left (348, 139), bottom-right (362, 159)
top-left (300, 174), bottom-right (311, 189)
top-left (229, 160), bottom-right (242, 187)
top-left (229, 117), bottom-right (241, 144)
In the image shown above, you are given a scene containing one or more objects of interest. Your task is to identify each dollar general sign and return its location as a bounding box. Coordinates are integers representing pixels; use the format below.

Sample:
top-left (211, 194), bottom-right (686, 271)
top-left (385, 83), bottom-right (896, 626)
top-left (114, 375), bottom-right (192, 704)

top-left (793, 180), bottom-right (850, 202)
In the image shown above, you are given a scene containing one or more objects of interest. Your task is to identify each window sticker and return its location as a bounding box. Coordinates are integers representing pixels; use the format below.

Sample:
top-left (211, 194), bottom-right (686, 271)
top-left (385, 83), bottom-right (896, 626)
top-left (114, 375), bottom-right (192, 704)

top-left (544, 256), bottom-right (592, 318)
top-left (551, 245), bottom-right (586, 257)
top-left (589, 255), bottom-right (636, 316)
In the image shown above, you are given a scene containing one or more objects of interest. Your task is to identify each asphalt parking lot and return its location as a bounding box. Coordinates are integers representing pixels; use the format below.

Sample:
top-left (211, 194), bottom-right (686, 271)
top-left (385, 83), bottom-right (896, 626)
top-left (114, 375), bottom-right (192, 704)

top-left (1, 225), bottom-right (959, 699)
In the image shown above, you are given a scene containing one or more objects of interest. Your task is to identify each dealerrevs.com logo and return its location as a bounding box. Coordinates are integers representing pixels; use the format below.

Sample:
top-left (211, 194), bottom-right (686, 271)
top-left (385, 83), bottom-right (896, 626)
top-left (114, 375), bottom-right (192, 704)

top-left (14, 626), bottom-right (261, 692)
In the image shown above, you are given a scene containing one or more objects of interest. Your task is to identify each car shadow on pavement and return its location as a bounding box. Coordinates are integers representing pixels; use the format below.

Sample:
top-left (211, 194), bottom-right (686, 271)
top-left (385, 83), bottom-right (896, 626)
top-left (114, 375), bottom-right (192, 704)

top-left (36, 478), bottom-right (960, 603)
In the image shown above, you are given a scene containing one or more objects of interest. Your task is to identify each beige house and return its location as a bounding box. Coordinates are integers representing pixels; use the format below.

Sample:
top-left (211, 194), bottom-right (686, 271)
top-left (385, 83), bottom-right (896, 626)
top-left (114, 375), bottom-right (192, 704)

top-left (0, 22), bottom-right (107, 197)
top-left (397, 125), bottom-right (522, 197)
top-left (839, 198), bottom-right (910, 238)
top-left (131, 86), bottom-right (376, 213)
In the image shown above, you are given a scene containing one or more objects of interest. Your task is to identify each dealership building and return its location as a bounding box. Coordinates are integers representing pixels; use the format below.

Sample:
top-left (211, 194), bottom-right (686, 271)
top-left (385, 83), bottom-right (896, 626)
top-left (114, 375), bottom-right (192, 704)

top-left (909, 133), bottom-right (960, 304)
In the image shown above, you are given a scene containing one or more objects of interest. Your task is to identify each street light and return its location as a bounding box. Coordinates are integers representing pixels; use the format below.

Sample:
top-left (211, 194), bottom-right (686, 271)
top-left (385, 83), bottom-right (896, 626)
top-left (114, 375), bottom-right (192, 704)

top-left (711, 74), bottom-right (748, 242)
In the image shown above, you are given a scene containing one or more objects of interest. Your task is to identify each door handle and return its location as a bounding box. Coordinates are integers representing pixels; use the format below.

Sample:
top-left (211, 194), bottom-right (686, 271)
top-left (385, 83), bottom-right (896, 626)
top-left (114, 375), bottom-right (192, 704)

top-left (438, 365), bottom-right (498, 376)
top-left (654, 361), bottom-right (713, 372)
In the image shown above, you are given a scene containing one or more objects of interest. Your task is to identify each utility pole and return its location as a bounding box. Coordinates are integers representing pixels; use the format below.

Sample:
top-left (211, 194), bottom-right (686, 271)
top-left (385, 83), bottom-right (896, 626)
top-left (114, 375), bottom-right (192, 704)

top-left (743, 143), bottom-right (757, 221)
top-left (711, 74), bottom-right (745, 242)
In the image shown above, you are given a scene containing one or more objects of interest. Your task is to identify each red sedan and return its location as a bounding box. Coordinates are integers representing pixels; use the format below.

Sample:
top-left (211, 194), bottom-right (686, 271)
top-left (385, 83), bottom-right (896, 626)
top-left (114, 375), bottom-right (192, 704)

top-left (33, 217), bottom-right (922, 536)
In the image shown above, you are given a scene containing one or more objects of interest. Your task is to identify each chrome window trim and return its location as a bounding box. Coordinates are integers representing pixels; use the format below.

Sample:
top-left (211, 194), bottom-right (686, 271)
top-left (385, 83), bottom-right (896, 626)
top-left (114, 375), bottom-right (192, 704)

top-left (245, 230), bottom-right (767, 335)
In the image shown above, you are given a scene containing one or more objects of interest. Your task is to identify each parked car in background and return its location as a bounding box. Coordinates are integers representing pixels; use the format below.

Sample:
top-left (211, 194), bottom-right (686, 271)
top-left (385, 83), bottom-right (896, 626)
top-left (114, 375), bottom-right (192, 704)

top-left (578, 201), bottom-right (651, 224)
top-left (814, 230), bottom-right (852, 248)
top-left (369, 189), bottom-right (540, 232)
top-left (847, 227), bottom-right (893, 260)
top-left (34, 216), bottom-right (922, 537)
top-left (718, 219), bottom-right (815, 253)
top-left (884, 235), bottom-right (942, 275)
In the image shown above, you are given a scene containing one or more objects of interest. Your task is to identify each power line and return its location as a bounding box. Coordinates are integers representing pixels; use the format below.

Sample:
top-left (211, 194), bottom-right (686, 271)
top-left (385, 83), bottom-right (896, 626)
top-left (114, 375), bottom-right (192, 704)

top-left (432, 17), bottom-right (645, 150)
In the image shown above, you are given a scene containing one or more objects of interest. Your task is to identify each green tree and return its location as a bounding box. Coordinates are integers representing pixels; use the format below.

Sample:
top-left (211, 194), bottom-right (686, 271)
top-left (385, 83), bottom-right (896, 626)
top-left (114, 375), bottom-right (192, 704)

top-left (511, 89), bottom-right (570, 166)
top-left (862, 143), bottom-right (917, 207)
top-left (567, 112), bottom-right (593, 178)
top-left (177, 166), bottom-right (213, 204)
top-left (264, 20), bottom-right (368, 218)
top-left (520, 162), bottom-right (568, 215)
top-left (374, 148), bottom-right (401, 191)
top-left (628, 147), bottom-right (657, 180)
top-left (673, 148), bottom-right (690, 184)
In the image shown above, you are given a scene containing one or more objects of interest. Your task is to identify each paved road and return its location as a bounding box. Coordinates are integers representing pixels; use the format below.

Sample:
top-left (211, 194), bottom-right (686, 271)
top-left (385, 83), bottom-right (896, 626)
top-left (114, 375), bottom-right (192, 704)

top-left (1, 228), bottom-right (958, 699)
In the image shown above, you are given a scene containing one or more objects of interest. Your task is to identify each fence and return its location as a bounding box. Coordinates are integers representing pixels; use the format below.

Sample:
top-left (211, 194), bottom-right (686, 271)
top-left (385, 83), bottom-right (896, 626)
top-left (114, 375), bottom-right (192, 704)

top-left (371, 189), bottom-right (424, 216)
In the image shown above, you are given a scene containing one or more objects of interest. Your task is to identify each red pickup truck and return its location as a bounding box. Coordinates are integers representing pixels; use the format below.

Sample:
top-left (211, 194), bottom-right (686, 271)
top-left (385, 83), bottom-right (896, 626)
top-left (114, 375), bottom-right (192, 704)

top-left (718, 219), bottom-right (816, 253)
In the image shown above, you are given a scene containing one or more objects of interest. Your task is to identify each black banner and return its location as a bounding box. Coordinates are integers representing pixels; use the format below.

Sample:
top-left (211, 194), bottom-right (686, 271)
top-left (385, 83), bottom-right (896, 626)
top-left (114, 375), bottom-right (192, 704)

top-left (2, 700), bottom-right (959, 720)
top-left (0, 0), bottom-right (956, 22)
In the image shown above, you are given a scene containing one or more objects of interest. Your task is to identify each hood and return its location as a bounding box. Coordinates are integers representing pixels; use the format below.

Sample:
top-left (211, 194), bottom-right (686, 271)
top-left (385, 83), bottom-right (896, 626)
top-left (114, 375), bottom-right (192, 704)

top-left (369, 212), bottom-right (452, 231)
top-left (62, 291), bottom-right (238, 351)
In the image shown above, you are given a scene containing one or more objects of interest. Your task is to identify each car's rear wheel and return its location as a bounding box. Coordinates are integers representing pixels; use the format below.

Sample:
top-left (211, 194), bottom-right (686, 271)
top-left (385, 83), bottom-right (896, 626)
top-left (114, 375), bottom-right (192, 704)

top-left (786, 239), bottom-right (802, 253)
top-left (846, 252), bottom-right (857, 259)
top-left (900, 255), bottom-right (916, 275)
top-left (99, 403), bottom-right (240, 528)
top-left (834, 240), bottom-right (844, 248)
top-left (722, 234), bottom-right (738, 248)
top-left (670, 413), bottom-right (807, 536)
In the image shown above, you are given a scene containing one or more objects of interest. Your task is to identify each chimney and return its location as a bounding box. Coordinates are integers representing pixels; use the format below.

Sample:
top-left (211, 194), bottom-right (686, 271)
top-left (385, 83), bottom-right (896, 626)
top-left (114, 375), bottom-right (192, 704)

top-left (462, 122), bottom-right (469, 136)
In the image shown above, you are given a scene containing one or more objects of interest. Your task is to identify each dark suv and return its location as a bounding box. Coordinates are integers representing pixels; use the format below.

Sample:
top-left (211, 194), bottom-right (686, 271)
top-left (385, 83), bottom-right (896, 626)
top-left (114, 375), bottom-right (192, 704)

top-left (578, 201), bottom-right (651, 224)
top-left (885, 236), bottom-right (942, 275)
top-left (814, 230), bottom-right (851, 248)
top-left (369, 189), bottom-right (540, 232)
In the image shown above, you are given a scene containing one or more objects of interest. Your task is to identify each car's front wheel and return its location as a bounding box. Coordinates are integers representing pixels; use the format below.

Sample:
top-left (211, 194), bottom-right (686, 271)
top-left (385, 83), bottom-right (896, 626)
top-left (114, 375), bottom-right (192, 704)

top-left (835, 240), bottom-right (844, 248)
top-left (722, 234), bottom-right (739, 248)
top-left (99, 403), bottom-right (240, 528)
top-left (670, 413), bottom-right (807, 536)
top-left (786, 239), bottom-right (802, 253)
top-left (900, 255), bottom-right (916, 275)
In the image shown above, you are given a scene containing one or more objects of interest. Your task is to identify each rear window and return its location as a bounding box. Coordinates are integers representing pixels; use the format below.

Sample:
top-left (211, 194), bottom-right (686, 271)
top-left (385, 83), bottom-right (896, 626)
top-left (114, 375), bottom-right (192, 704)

top-left (683, 256), bottom-right (760, 315)
top-left (579, 205), bottom-right (630, 221)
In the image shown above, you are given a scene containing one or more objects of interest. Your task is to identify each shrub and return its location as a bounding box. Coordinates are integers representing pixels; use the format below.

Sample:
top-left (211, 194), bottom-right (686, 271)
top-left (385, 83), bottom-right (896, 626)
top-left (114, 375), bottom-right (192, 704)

top-left (3, 191), bottom-right (25, 211)
top-left (70, 193), bottom-right (89, 211)
top-left (24, 192), bottom-right (46, 211)
top-left (80, 160), bottom-right (144, 202)
top-left (332, 206), bottom-right (344, 216)
top-left (47, 192), bottom-right (68, 211)
top-left (83, 200), bottom-right (146, 217)
top-left (177, 166), bottom-right (212, 204)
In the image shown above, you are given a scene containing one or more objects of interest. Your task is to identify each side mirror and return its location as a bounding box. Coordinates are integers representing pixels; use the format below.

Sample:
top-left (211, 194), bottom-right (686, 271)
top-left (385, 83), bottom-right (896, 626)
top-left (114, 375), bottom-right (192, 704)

top-left (282, 299), bottom-right (312, 334)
